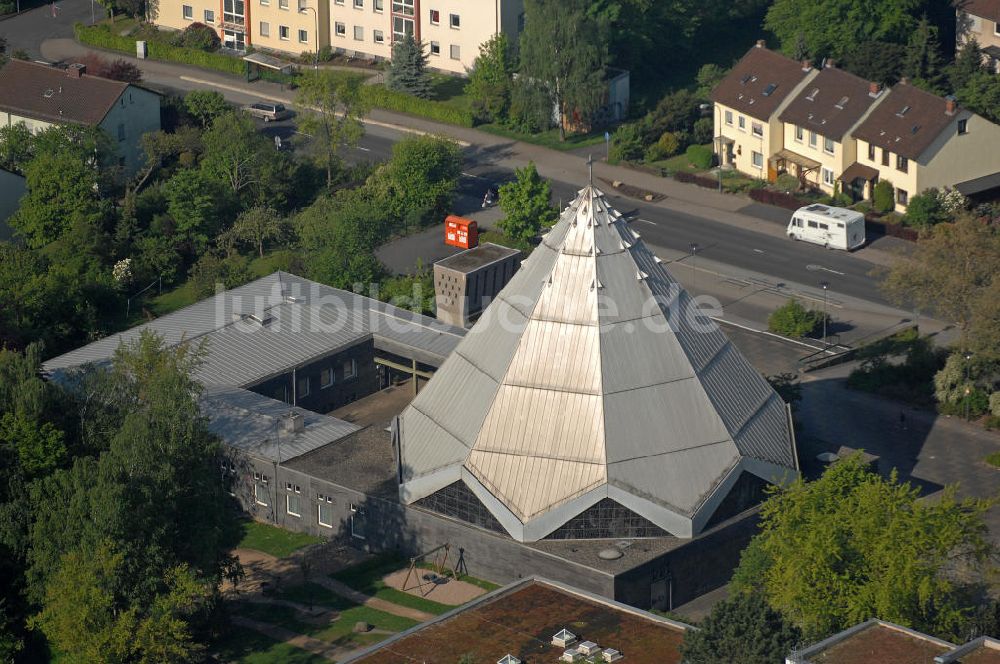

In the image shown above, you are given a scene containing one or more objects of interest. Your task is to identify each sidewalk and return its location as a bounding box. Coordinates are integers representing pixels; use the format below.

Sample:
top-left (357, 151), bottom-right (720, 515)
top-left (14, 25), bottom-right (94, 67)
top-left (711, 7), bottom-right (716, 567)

top-left (40, 36), bottom-right (905, 269)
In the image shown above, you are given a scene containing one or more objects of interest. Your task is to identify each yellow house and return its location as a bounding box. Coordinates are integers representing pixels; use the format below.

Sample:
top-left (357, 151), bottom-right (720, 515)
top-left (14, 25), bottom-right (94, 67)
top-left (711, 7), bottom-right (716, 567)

top-left (152, 0), bottom-right (523, 74)
top-left (776, 63), bottom-right (888, 197)
top-left (711, 40), bottom-right (818, 181)
top-left (956, 0), bottom-right (1000, 72)
top-left (851, 81), bottom-right (1000, 212)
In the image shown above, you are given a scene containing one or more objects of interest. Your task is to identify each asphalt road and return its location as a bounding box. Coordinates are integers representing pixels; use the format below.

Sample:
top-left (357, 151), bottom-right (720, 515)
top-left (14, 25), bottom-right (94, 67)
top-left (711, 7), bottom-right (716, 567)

top-left (456, 161), bottom-right (889, 307)
top-left (0, 0), bottom-right (101, 60)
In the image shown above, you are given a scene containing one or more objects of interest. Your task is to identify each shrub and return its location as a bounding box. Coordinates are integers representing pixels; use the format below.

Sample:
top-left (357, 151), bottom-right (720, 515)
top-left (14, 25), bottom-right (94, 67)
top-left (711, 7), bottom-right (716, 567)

top-left (992, 392), bottom-right (1000, 418)
top-left (749, 188), bottom-right (803, 210)
top-left (904, 189), bottom-right (946, 228)
top-left (673, 171), bottom-right (718, 189)
top-left (692, 116), bottom-right (714, 145)
top-left (768, 299), bottom-right (826, 338)
top-left (641, 89), bottom-right (700, 143)
top-left (873, 179), bottom-right (895, 214)
top-left (644, 131), bottom-right (681, 162)
top-left (775, 173), bottom-right (800, 193)
top-left (685, 144), bottom-right (713, 170)
top-left (359, 85), bottom-right (474, 127)
top-left (608, 123), bottom-right (645, 163)
top-left (938, 188), bottom-right (968, 214)
top-left (170, 22), bottom-right (221, 51)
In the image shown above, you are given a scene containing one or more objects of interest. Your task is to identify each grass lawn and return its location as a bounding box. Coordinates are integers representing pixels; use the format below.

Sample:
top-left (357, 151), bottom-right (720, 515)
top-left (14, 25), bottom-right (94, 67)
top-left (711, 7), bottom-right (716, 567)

top-left (148, 280), bottom-right (199, 317)
top-left (212, 625), bottom-right (329, 664)
top-left (986, 451), bottom-right (1000, 468)
top-left (647, 144), bottom-right (714, 175)
top-left (477, 124), bottom-right (607, 152)
top-left (430, 73), bottom-right (472, 112)
top-left (249, 249), bottom-right (299, 277)
top-left (234, 598), bottom-right (418, 648)
top-left (331, 554), bottom-right (496, 615)
top-left (238, 521), bottom-right (323, 558)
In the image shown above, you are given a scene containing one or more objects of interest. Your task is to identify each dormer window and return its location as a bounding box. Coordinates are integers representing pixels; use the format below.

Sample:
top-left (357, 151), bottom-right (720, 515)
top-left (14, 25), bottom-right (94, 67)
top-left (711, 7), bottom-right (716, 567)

top-left (958, 119), bottom-right (968, 135)
top-left (762, 83), bottom-right (777, 96)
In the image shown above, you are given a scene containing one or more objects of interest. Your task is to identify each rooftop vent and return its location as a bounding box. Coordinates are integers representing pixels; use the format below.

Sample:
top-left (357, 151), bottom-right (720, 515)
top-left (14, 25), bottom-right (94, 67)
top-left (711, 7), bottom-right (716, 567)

top-left (552, 629), bottom-right (577, 648)
top-left (762, 83), bottom-right (777, 96)
top-left (284, 412), bottom-right (305, 434)
top-left (247, 312), bottom-right (274, 326)
top-left (806, 88), bottom-right (819, 102)
top-left (43, 88), bottom-right (54, 98)
top-left (497, 656), bottom-right (521, 664)
top-left (755, 39), bottom-right (766, 48)
top-left (66, 63), bottom-right (86, 78)
top-left (560, 650), bottom-right (583, 663)
top-left (602, 648), bottom-right (623, 662)
top-left (740, 74), bottom-right (752, 85)
top-left (599, 547), bottom-right (623, 560)
top-left (896, 105), bottom-right (911, 117)
top-left (835, 96), bottom-right (849, 109)
top-left (577, 641), bottom-right (601, 657)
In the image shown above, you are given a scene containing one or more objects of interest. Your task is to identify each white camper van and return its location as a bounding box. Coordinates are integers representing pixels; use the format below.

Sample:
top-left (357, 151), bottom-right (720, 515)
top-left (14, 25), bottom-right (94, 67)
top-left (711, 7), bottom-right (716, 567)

top-left (786, 204), bottom-right (866, 251)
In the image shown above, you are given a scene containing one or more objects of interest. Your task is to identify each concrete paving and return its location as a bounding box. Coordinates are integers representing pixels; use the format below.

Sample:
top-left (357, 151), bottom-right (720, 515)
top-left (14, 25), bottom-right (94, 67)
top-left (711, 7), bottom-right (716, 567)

top-left (0, 0), bottom-right (102, 60)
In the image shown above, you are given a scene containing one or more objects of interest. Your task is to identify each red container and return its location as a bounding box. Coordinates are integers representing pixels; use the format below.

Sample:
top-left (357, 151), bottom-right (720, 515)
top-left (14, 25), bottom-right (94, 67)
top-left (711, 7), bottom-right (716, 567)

top-left (444, 215), bottom-right (479, 249)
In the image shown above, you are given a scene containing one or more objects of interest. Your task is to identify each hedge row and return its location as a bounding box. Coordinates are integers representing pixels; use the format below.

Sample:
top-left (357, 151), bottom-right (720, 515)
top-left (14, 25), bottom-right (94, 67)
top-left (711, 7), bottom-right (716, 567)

top-left (673, 171), bottom-right (718, 189)
top-left (74, 23), bottom-right (245, 77)
top-left (360, 84), bottom-right (474, 128)
top-left (865, 215), bottom-right (919, 241)
top-left (748, 187), bottom-right (803, 210)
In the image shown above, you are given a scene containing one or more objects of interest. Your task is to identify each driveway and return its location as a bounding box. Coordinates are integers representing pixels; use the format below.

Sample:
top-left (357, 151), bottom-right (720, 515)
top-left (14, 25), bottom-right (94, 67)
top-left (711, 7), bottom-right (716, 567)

top-left (0, 0), bottom-right (103, 60)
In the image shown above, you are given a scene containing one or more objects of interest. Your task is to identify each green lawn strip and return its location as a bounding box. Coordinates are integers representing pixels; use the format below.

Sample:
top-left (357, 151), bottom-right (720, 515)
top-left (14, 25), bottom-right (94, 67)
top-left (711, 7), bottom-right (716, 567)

top-left (148, 280), bottom-right (199, 317)
top-left (277, 582), bottom-right (356, 611)
top-left (212, 624), bottom-right (329, 664)
top-left (986, 451), bottom-right (1000, 468)
top-left (232, 595), bottom-right (418, 647)
top-left (477, 124), bottom-right (607, 152)
top-left (238, 521), bottom-right (323, 558)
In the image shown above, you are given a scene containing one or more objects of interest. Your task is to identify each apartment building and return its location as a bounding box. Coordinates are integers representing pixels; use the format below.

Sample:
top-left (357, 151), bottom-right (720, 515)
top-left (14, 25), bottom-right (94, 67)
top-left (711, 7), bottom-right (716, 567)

top-left (851, 81), bottom-right (1000, 212)
top-left (777, 63), bottom-right (887, 198)
top-left (153, 0), bottom-right (523, 74)
top-left (711, 40), bottom-right (819, 181)
top-left (956, 0), bottom-right (1000, 72)
top-left (0, 60), bottom-right (161, 175)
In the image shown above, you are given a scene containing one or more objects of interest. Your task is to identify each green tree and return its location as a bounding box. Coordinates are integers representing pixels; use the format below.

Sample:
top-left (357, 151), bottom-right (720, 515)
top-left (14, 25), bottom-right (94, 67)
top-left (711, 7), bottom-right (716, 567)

top-left (497, 162), bottom-right (558, 242)
top-left (369, 135), bottom-right (462, 229)
top-left (881, 216), bottom-right (1000, 339)
top-left (225, 205), bottom-right (284, 257)
top-left (295, 70), bottom-right (368, 187)
top-left (161, 168), bottom-right (226, 253)
top-left (731, 455), bottom-right (994, 640)
top-left (183, 90), bottom-right (230, 127)
top-left (903, 16), bottom-right (946, 93)
top-left (956, 71), bottom-right (1000, 124)
top-left (949, 39), bottom-right (987, 92)
top-left (680, 592), bottom-right (801, 664)
top-left (465, 33), bottom-right (516, 123)
top-left (296, 190), bottom-right (389, 289)
top-left (0, 123), bottom-right (33, 174)
top-left (903, 189), bottom-right (946, 228)
top-left (694, 63), bottom-right (729, 100)
top-left (386, 34), bottom-right (432, 99)
top-left (519, 0), bottom-right (609, 139)
top-left (200, 111), bottom-right (274, 200)
top-left (10, 150), bottom-right (103, 249)
top-left (764, 0), bottom-right (921, 60)
top-left (840, 40), bottom-right (907, 84)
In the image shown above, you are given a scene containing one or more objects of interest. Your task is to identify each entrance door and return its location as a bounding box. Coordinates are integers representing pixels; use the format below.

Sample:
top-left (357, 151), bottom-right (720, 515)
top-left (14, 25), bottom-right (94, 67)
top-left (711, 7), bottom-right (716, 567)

top-left (650, 580), bottom-right (667, 610)
top-left (223, 29), bottom-right (246, 51)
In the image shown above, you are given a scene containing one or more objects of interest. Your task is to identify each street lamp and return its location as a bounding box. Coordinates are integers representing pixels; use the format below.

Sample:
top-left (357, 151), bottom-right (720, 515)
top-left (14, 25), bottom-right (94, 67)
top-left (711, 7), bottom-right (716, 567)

top-left (689, 243), bottom-right (699, 294)
top-left (820, 281), bottom-right (830, 345)
top-left (299, 0), bottom-right (319, 68)
top-left (964, 351), bottom-right (973, 420)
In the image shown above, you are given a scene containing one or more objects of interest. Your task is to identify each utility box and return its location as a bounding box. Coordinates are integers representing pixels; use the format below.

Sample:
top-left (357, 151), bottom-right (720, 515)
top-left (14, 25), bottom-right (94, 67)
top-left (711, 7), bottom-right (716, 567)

top-left (444, 215), bottom-right (478, 249)
top-left (136, 40), bottom-right (147, 59)
top-left (434, 243), bottom-right (520, 327)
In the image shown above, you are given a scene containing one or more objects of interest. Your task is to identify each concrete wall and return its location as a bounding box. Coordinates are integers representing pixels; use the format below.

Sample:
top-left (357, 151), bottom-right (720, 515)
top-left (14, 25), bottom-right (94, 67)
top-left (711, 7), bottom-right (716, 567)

top-left (99, 86), bottom-right (162, 174)
top-left (247, 339), bottom-right (381, 413)
top-left (918, 111), bottom-right (1000, 195)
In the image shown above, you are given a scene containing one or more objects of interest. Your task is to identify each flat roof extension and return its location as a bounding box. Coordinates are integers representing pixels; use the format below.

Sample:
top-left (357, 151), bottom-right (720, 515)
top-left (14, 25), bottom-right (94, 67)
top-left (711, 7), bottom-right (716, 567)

top-left (435, 242), bottom-right (521, 274)
top-left (789, 619), bottom-right (954, 664)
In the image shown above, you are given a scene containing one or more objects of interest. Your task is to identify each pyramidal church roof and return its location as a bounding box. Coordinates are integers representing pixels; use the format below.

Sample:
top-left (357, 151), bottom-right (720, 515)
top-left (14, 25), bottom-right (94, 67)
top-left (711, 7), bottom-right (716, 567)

top-left (397, 186), bottom-right (797, 542)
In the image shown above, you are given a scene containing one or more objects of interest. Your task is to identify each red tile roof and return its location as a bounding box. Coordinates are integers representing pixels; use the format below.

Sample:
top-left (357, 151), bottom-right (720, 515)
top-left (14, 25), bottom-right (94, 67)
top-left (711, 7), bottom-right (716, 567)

top-left (851, 82), bottom-right (962, 161)
top-left (712, 43), bottom-right (814, 122)
top-left (0, 59), bottom-right (128, 126)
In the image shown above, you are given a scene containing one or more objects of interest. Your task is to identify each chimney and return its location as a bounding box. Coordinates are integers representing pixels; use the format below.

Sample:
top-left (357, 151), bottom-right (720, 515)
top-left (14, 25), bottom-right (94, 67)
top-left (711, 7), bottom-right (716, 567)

top-left (66, 63), bottom-right (86, 78)
top-left (869, 81), bottom-right (881, 96)
top-left (899, 76), bottom-right (909, 85)
top-left (945, 95), bottom-right (957, 115)
top-left (824, 58), bottom-right (836, 69)
top-left (801, 59), bottom-right (811, 71)
top-left (755, 39), bottom-right (766, 48)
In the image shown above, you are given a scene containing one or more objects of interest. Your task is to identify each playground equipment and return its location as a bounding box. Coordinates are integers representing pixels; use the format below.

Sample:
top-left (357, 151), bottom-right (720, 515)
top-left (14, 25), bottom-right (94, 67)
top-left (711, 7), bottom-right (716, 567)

top-left (400, 543), bottom-right (468, 596)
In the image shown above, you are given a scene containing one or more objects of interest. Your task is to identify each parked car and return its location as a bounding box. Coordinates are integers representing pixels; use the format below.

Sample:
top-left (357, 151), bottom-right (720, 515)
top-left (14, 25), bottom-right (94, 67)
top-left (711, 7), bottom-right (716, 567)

top-left (244, 102), bottom-right (291, 122)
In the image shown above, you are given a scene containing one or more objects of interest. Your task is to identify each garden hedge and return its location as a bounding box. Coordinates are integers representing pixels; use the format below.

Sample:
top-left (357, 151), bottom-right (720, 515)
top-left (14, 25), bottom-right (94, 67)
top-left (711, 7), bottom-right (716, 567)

top-left (74, 23), bottom-right (245, 76)
top-left (360, 85), bottom-right (475, 128)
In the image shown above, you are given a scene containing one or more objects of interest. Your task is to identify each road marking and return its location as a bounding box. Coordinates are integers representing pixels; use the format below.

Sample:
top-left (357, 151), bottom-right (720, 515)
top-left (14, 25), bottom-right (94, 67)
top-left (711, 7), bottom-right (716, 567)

top-left (637, 218), bottom-right (657, 226)
top-left (753, 248), bottom-right (765, 253)
top-left (712, 317), bottom-right (841, 355)
top-left (355, 146), bottom-right (371, 152)
top-left (461, 171), bottom-right (486, 179)
top-left (806, 263), bottom-right (846, 276)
